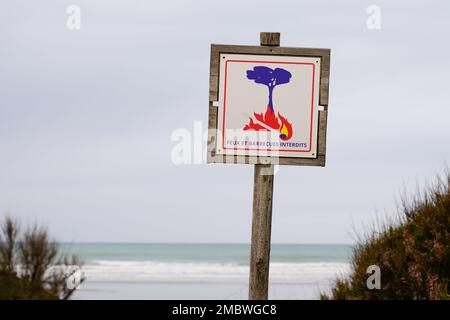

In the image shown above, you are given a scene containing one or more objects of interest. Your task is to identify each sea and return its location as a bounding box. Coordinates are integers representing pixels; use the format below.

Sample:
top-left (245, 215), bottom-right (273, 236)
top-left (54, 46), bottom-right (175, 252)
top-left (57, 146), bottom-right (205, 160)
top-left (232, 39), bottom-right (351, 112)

top-left (62, 243), bottom-right (352, 300)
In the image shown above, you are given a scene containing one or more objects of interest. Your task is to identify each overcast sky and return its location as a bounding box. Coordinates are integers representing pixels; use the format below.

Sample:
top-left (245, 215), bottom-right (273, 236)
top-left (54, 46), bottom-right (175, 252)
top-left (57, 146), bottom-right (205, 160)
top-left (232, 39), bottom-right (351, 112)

top-left (0, 0), bottom-right (449, 244)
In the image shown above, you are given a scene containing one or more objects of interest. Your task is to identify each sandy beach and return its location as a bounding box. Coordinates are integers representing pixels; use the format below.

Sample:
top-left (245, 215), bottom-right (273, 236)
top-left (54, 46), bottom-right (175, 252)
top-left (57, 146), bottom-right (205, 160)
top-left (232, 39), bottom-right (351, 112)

top-left (73, 281), bottom-right (331, 300)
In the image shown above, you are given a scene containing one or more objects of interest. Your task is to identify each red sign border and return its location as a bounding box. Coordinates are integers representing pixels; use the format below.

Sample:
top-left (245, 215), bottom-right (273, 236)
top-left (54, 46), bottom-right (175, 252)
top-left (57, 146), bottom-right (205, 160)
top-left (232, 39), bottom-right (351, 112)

top-left (221, 59), bottom-right (316, 153)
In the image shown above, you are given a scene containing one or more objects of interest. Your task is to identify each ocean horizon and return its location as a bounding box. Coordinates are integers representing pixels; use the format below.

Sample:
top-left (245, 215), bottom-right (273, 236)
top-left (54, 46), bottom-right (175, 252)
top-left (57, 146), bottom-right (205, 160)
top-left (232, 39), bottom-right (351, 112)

top-left (63, 243), bottom-right (353, 300)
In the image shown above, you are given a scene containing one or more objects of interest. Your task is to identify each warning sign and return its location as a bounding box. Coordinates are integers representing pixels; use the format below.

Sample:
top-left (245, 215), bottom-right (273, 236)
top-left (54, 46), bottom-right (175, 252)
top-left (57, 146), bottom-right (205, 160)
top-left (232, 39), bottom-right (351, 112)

top-left (216, 54), bottom-right (321, 158)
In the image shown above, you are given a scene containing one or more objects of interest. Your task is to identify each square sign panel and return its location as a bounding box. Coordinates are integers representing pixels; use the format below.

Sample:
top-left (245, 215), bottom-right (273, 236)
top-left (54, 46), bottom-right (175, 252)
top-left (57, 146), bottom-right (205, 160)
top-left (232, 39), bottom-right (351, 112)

top-left (217, 54), bottom-right (320, 158)
top-left (208, 44), bottom-right (330, 166)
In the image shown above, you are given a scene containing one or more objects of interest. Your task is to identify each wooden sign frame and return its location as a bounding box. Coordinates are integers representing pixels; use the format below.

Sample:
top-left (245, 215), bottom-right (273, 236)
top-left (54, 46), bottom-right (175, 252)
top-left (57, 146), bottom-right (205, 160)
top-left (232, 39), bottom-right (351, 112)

top-left (207, 44), bottom-right (331, 167)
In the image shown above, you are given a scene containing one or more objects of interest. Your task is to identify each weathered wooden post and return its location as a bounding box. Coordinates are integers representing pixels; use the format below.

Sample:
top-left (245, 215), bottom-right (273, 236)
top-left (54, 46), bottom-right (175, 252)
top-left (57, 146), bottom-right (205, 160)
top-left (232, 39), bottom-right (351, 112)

top-left (248, 32), bottom-right (280, 300)
top-left (207, 32), bottom-right (330, 300)
top-left (249, 163), bottom-right (274, 300)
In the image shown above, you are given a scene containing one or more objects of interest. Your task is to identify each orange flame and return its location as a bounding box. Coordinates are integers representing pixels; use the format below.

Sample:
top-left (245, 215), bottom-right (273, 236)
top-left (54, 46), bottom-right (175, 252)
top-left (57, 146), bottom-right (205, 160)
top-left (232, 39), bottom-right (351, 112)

top-left (278, 113), bottom-right (292, 141)
top-left (243, 105), bottom-right (293, 141)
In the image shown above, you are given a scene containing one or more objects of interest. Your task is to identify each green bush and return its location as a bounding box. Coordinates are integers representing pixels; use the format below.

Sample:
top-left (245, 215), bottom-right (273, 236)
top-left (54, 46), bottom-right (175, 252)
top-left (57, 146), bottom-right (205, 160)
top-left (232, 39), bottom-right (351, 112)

top-left (322, 173), bottom-right (450, 300)
top-left (0, 217), bottom-right (83, 300)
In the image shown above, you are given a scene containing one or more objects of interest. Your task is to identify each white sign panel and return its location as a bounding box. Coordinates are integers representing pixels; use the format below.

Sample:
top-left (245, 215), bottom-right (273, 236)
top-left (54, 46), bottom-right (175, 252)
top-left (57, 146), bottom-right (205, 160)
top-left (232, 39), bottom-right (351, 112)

top-left (216, 54), bottom-right (321, 158)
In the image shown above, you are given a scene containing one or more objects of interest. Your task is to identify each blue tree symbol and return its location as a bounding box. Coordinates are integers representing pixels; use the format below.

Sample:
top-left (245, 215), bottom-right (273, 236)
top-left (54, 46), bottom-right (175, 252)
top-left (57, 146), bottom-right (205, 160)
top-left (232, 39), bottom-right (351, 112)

top-left (246, 66), bottom-right (292, 113)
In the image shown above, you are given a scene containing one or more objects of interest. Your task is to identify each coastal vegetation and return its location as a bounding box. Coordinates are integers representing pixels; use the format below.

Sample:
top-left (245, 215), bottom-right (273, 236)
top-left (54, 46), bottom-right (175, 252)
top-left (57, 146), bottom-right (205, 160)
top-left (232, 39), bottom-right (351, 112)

top-left (0, 216), bottom-right (83, 299)
top-left (322, 172), bottom-right (450, 300)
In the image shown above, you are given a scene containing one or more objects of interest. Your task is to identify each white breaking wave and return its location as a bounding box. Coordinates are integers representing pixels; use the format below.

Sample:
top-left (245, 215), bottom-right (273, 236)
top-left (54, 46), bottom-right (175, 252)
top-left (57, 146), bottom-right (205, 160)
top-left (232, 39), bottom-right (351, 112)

top-left (81, 260), bottom-right (350, 284)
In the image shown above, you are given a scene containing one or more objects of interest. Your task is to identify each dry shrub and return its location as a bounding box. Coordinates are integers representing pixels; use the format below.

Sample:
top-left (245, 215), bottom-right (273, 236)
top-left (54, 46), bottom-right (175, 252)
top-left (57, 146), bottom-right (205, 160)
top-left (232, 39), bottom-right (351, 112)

top-left (0, 216), bottom-right (84, 300)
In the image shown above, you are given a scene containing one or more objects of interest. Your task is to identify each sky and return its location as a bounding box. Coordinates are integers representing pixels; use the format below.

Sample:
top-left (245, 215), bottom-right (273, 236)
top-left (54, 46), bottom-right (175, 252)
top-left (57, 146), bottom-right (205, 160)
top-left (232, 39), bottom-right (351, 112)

top-left (0, 0), bottom-right (449, 244)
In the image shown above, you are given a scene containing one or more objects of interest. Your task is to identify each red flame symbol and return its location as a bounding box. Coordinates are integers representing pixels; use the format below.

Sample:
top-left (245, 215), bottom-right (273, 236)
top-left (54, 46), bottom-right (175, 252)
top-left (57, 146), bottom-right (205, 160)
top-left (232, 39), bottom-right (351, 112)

top-left (243, 105), bottom-right (293, 141)
top-left (278, 113), bottom-right (293, 141)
